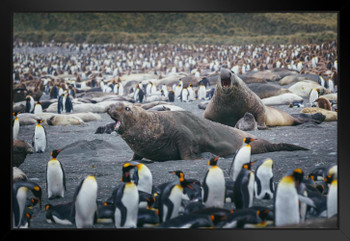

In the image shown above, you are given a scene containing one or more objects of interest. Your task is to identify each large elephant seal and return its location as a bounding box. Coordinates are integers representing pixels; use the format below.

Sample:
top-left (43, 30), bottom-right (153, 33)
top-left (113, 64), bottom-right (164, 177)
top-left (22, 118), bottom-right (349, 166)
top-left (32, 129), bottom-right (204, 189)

top-left (107, 102), bottom-right (308, 161)
top-left (203, 68), bottom-right (304, 129)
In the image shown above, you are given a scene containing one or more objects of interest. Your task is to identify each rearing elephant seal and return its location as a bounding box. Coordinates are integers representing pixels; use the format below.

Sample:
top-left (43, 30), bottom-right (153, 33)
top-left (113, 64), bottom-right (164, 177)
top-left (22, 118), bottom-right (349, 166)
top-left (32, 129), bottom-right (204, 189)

top-left (204, 69), bottom-right (304, 129)
top-left (107, 102), bottom-right (308, 161)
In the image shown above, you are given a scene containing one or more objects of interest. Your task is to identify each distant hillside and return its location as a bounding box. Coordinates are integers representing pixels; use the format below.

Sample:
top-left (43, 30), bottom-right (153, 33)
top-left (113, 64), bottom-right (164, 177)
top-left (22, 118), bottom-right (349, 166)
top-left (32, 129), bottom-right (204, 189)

top-left (13, 13), bottom-right (337, 45)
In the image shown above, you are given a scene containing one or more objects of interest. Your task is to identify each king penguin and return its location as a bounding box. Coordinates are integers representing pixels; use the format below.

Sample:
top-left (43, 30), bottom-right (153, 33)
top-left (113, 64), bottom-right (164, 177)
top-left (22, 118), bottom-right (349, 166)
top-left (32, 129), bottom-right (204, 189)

top-left (181, 87), bottom-right (189, 102)
top-left (168, 90), bottom-right (175, 102)
top-left (13, 112), bottom-right (20, 140)
top-left (202, 156), bottom-right (226, 208)
top-left (174, 83), bottom-right (182, 100)
top-left (72, 175), bottom-right (98, 228)
top-left (33, 101), bottom-right (43, 114)
top-left (137, 195), bottom-right (160, 227)
top-left (113, 163), bottom-right (139, 228)
top-left (12, 181), bottom-right (42, 228)
top-left (46, 149), bottom-right (66, 199)
top-left (327, 179), bottom-right (337, 218)
top-left (232, 162), bottom-right (255, 209)
top-left (25, 95), bottom-right (35, 113)
top-left (254, 158), bottom-right (274, 200)
top-left (274, 175), bottom-right (300, 227)
top-left (32, 119), bottom-right (47, 153)
top-left (309, 88), bottom-right (320, 107)
top-left (130, 161), bottom-right (153, 195)
top-left (197, 84), bottom-right (206, 100)
top-left (229, 137), bottom-right (256, 182)
top-left (187, 84), bottom-right (195, 101)
top-left (45, 202), bottom-right (74, 225)
top-left (158, 170), bottom-right (192, 222)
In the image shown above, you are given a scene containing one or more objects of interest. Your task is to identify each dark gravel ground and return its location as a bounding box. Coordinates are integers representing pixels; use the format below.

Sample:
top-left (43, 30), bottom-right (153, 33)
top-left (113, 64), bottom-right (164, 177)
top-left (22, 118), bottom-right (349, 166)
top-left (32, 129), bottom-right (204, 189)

top-left (15, 92), bottom-right (337, 229)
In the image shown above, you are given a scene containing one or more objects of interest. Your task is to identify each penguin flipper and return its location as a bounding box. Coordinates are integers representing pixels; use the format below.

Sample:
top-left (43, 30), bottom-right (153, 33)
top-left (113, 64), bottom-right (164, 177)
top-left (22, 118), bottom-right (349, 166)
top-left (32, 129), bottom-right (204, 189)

top-left (255, 176), bottom-right (262, 197)
top-left (202, 171), bottom-right (209, 203)
top-left (60, 161), bottom-right (67, 191)
top-left (114, 184), bottom-right (128, 227)
top-left (163, 198), bottom-right (174, 222)
top-left (228, 149), bottom-right (239, 177)
top-left (70, 178), bottom-right (85, 217)
top-left (131, 168), bottom-right (139, 185)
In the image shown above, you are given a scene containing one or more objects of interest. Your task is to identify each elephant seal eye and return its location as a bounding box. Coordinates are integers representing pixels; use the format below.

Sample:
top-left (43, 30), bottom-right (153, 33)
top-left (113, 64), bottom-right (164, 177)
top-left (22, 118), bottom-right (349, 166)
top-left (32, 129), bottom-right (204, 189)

top-left (125, 107), bottom-right (131, 111)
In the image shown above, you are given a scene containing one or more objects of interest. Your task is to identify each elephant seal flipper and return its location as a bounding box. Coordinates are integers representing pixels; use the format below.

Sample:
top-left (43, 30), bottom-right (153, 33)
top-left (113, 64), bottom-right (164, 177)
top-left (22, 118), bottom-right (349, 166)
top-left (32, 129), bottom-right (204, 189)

top-left (107, 102), bottom-right (308, 161)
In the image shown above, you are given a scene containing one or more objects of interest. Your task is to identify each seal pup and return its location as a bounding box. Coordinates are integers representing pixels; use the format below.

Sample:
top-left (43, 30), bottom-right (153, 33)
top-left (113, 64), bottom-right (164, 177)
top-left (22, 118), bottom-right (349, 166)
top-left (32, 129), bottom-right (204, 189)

top-left (204, 68), bottom-right (303, 129)
top-left (107, 102), bottom-right (308, 161)
top-left (234, 112), bottom-right (258, 131)
top-left (315, 97), bottom-right (332, 111)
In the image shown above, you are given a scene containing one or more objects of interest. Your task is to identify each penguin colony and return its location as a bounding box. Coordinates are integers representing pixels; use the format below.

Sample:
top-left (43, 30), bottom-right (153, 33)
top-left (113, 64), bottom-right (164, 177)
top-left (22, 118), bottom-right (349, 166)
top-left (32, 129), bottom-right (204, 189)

top-left (12, 41), bottom-right (337, 228)
top-left (13, 153), bottom-right (337, 229)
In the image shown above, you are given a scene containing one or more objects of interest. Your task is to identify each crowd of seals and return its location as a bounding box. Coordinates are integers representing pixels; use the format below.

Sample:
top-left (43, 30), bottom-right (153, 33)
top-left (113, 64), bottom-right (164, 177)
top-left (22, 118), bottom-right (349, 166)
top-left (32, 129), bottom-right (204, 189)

top-left (203, 69), bottom-right (323, 129)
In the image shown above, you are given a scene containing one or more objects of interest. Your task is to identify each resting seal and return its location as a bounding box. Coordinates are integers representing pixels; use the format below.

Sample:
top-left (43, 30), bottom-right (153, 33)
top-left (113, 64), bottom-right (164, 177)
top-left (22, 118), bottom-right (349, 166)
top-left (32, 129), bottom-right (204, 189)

top-left (203, 68), bottom-right (304, 129)
top-left (234, 112), bottom-right (258, 131)
top-left (107, 102), bottom-right (308, 161)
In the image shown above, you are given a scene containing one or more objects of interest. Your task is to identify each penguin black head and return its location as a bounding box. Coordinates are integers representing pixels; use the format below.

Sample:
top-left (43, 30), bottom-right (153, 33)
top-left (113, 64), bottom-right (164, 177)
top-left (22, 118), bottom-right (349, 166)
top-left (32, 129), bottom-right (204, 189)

top-left (208, 156), bottom-right (220, 166)
top-left (122, 163), bottom-right (136, 183)
top-left (243, 137), bottom-right (256, 144)
top-left (146, 196), bottom-right (156, 209)
top-left (36, 119), bottom-right (43, 124)
top-left (291, 168), bottom-right (304, 186)
top-left (51, 149), bottom-right (62, 159)
top-left (169, 170), bottom-right (194, 189)
top-left (242, 160), bottom-right (255, 171)
top-left (31, 185), bottom-right (42, 208)
top-left (169, 170), bottom-right (185, 182)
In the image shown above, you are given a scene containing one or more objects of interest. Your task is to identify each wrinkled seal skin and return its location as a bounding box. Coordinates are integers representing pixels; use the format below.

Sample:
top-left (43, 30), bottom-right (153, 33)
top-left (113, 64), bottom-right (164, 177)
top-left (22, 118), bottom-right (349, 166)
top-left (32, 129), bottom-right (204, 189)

top-left (107, 102), bottom-right (308, 161)
top-left (204, 68), bottom-right (302, 129)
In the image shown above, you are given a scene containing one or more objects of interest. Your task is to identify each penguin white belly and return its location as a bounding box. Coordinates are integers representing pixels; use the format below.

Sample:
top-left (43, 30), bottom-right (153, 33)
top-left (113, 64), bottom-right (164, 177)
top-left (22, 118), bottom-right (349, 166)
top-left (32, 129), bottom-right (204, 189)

top-left (165, 185), bottom-right (183, 220)
top-left (47, 161), bottom-right (64, 198)
top-left (13, 119), bottom-right (19, 140)
top-left (327, 180), bottom-right (337, 218)
top-left (203, 167), bottom-right (225, 208)
top-left (119, 183), bottom-right (139, 228)
top-left (222, 220), bottom-right (238, 229)
top-left (232, 147), bottom-right (251, 181)
top-left (198, 87), bottom-right (206, 100)
top-left (255, 166), bottom-right (274, 199)
top-left (137, 168), bottom-right (152, 194)
top-left (52, 216), bottom-right (73, 225)
top-left (188, 90), bottom-right (194, 101)
top-left (34, 126), bottom-right (46, 152)
top-left (75, 180), bottom-right (98, 228)
top-left (34, 105), bottom-right (43, 114)
top-left (275, 184), bottom-right (300, 226)
top-left (118, 86), bottom-right (124, 96)
top-left (14, 187), bottom-right (28, 227)
top-left (248, 173), bottom-right (255, 207)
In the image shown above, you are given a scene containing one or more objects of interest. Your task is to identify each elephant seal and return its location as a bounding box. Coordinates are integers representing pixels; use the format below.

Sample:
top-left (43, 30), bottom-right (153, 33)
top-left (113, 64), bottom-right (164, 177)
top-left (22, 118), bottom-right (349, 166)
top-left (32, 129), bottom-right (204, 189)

top-left (262, 93), bottom-right (303, 106)
top-left (247, 83), bottom-right (290, 99)
top-left (288, 80), bottom-right (330, 98)
top-left (198, 101), bottom-right (209, 110)
top-left (234, 112), bottom-right (258, 131)
top-left (301, 107), bottom-right (337, 121)
top-left (203, 68), bottom-right (304, 129)
top-left (107, 102), bottom-right (308, 161)
top-left (47, 115), bottom-right (85, 126)
top-left (13, 140), bottom-right (34, 167)
top-left (315, 97), bottom-right (332, 111)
